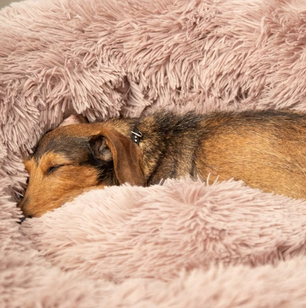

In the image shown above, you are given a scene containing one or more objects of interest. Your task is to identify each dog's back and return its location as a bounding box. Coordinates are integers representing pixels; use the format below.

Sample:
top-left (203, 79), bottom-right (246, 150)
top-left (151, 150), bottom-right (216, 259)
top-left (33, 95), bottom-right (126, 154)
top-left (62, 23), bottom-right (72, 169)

top-left (195, 110), bottom-right (306, 199)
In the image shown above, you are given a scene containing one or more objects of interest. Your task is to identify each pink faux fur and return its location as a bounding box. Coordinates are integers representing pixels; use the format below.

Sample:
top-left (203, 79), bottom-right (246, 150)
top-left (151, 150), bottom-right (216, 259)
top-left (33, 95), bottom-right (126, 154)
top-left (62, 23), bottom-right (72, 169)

top-left (2, 0), bottom-right (306, 306)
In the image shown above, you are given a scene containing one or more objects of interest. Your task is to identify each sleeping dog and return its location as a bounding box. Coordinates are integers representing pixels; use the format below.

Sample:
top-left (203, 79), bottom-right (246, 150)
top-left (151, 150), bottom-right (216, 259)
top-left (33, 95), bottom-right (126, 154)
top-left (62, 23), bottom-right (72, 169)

top-left (19, 110), bottom-right (306, 217)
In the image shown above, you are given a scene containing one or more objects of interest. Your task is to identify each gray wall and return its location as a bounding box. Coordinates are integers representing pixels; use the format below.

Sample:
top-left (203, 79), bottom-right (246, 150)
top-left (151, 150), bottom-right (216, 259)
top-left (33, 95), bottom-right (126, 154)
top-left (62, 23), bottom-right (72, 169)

top-left (0, 0), bottom-right (24, 9)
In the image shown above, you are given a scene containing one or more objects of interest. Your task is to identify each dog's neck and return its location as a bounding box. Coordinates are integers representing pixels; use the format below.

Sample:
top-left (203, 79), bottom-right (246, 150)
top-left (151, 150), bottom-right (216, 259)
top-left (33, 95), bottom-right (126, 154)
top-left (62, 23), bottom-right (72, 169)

top-left (130, 126), bottom-right (143, 145)
top-left (104, 112), bottom-right (203, 185)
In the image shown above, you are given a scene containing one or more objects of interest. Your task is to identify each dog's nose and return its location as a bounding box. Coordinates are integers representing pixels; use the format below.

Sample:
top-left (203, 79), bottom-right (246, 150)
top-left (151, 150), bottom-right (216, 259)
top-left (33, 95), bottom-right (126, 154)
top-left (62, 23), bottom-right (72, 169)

top-left (18, 216), bottom-right (27, 224)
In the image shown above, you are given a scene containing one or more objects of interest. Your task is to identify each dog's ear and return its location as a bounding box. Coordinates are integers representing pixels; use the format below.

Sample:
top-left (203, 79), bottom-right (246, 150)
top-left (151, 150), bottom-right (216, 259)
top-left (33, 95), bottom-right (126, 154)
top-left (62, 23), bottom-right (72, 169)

top-left (89, 136), bottom-right (113, 162)
top-left (90, 129), bottom-right (146, 186)
top-left (59, 115), bottom-right (88, 127)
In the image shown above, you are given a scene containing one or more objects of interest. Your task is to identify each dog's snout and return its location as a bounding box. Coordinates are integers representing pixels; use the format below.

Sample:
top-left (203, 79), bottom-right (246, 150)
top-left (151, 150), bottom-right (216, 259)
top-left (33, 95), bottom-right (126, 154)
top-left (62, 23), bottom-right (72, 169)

top-left (18, 196), bottom-right (29, 209)
top-left (18, 196), bottom-right (33, 218)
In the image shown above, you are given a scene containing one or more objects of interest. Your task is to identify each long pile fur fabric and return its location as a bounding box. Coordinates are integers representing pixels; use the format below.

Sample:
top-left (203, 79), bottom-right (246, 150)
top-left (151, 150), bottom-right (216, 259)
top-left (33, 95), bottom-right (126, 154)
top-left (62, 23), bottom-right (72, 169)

top-left (2, 0), bottom-right (306, 307)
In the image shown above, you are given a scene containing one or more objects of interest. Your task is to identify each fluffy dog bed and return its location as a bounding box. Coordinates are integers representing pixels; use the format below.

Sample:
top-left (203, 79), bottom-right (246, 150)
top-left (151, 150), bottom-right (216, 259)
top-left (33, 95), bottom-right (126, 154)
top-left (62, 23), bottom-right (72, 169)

top-left (2, 0), bottom-right (306, 306)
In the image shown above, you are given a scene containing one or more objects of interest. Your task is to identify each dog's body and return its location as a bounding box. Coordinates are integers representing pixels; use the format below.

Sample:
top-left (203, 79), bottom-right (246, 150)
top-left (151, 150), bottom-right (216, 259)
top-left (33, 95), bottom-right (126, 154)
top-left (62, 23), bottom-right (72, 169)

top-left (19, 110), bottom-right (306, 217)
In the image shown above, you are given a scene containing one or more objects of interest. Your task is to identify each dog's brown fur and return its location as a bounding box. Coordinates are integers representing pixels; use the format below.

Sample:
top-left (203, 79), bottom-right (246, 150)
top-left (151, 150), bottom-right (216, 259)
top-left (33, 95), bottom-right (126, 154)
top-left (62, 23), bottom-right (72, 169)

top-left (19, 110), bottom-right (306, 217)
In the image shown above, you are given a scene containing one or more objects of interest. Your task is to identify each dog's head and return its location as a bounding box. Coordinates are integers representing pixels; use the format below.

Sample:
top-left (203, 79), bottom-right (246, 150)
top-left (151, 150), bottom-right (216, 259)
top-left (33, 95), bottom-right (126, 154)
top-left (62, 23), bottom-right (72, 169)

top-left (19, 115), bottom-right (146, 217)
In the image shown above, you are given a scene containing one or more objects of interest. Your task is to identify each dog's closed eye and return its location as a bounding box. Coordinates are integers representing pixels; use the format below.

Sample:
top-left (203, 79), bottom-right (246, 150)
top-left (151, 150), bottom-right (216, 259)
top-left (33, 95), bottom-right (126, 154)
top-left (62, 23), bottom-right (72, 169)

top-left (47, 165), bottom-right (64, 174)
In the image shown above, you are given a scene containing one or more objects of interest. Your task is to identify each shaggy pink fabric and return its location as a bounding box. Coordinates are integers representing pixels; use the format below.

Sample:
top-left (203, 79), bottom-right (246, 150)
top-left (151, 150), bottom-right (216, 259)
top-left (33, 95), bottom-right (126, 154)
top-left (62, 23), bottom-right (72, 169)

top-left (2, 0), bottom-right (306, 306)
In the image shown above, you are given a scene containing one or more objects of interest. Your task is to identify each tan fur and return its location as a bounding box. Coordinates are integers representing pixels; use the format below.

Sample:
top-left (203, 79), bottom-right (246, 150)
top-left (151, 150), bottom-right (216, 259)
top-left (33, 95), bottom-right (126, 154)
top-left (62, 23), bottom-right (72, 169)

top-left (21, 153), bottom-right (103, 217)
top-left (198, 123), bottom-right (306, 199)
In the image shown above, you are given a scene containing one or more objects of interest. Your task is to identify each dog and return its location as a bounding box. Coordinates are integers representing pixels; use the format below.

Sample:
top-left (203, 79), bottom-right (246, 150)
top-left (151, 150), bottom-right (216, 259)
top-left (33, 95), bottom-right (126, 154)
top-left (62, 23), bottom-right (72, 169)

top-left (19, 109), bottom-right (306, 217)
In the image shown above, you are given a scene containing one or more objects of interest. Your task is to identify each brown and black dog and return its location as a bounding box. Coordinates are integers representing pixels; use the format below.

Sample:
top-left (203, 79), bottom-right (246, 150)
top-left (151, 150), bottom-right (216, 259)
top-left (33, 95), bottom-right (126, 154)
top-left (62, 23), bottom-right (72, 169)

top-left (19, 110), bottom-right (306, 217)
